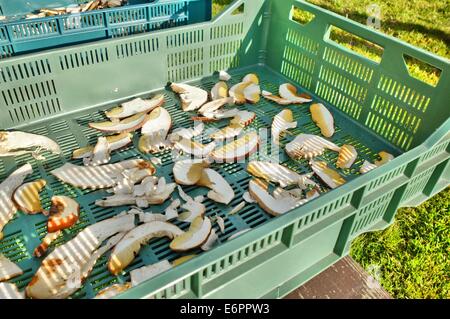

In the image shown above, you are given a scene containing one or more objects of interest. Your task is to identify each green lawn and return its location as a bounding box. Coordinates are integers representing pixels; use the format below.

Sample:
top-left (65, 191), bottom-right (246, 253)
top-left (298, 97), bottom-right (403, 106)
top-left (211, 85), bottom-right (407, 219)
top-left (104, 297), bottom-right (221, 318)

top-left (213, 0), bottom-right (449, 298)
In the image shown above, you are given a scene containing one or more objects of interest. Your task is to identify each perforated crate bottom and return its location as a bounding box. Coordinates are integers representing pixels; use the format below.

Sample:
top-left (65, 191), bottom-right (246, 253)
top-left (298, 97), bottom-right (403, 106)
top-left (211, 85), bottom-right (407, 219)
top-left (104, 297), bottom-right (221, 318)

top-left (0, 65), bottom-right (399, 299)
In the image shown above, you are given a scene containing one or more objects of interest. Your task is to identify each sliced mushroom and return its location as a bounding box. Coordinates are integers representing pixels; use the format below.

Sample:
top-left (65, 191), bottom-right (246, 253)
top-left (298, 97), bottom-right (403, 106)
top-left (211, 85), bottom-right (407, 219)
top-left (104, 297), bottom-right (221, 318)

top-left (72, 133), bottom-right (133, 160)
top-left (216, 215), bottom-right (226, 233)
top-left (105, 94), bottom-right (164, 119)
top-left (0, 131), bottom-right (61, 160)
top-left (248, 179), bottom-right (308, 216)
top-left (310, 161), bottom-right (346, 189)
top-left (138, 132), bottom-right (172, 155)
top-left (173, 159), bottom-right (209, 185)
top-left (177, 186), bottom-right (206, 223)
top-left (170, 216), bottom-right (212, 252)
top-left (336, 144), bottom-right (358, 169)
top-left (0, 164), bottom-right (33, 240)
top-left (247, 161), bottom-right (316, 189)
top-left (170, 83), bottom-right (208, 112)
top-left (201, 229), bottom-right (219, 251)
top-left (130, 260), bottom-right (172, 287)
top-left (169, 122), bottom-right (204, 142)
top-left (85, 136), bottom-right (111, 166)
top-left (242, 73), bottom-right (259, 85)
top-left (174, 138), bottom-right (216, 158)
top-left (262, 90), bottom-right (293, 105)
top-left (198, 97), bottom-right (234, 116)
top-left (193, 108), bottom-right (241, 122)
top-left (165, 199), bottom-right (180, 221)
top-left (89, 112), bottom-right (148, 133)
top-left (33, 230), bottom-right (62, 258)
top-left (172, 255), bottom-right (196, 266)
top-left (229, 82), bottom-right (252, 104)
top-left (375, 151), bottom-right (395, 166)
top-left (141, 107), bottom-right (172, 136)
top-left (360, 160), bottom-right (378, 174)
top-left (211, 81), bottom-right (228, 100)
top-left (243, 83), bottom-right (261, 104)
top-left (306, 188), bottom-right (321, 200)
top-left (109, 221), bottom-right (183, 275)
top-left (139, 213), bottom-right (167, 223)
top-left (0, 282), bottom-right (25, 299)
top-left (196, 168), bottom-right (235, 205)
top-left (12, 179), bottom-right (47, 215)
top-left (51, 159), bottom-right (155, 190)
top-left (210, 131), bottom-right (259, 163)
top-left (230, 111), bottom-right (256, 127)
top-left (279, 83), bottom-right (312, 104)
top-left (26, 213), bottom-right (135, 299)
top-left (0, 254), bottom-right (23, 282)
top-left (272, 109), bottom-right (297, 145)
top-left (227, 228), bottom-right (251, 241)
top-left (210, 123), bottom-right (243, 141)
top-left (47, 196), bottom-right (80, 233)
top-left (94, 283), bottom-right (132, 299)
top-left (310, 103), bottom-right (335, 137)
top-left (243, 191), bottom-right (255, 203)
top-left (219, 70), bottom-right (231, 81)
top-left (285, 134), bottom-right (341, 160)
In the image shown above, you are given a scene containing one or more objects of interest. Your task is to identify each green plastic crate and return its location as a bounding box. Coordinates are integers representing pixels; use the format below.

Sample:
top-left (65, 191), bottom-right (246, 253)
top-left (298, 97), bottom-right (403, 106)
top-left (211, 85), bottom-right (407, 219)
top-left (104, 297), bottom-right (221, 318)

top-left (0, 0), bottom-right (448, 299)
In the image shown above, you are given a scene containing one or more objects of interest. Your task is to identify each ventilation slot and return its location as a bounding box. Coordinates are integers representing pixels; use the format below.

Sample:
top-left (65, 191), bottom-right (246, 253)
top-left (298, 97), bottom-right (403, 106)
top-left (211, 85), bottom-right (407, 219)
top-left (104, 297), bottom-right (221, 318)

top-left (116, 38), bottom-right (159, 59)
top-left (209, 40), bottom-right (242, 73)
top-left (210, 22), bottom-right (244, 40)
top-left (403, 54), bottom-right (442, 87)
top-left (0, 59), bottom-right (52, 83)
top-left (59, 48), bottom-right (109, 70)
top-left (167, 48), bottom-right (204, 82)
top-left (166, 30), bottom-right (204, 49)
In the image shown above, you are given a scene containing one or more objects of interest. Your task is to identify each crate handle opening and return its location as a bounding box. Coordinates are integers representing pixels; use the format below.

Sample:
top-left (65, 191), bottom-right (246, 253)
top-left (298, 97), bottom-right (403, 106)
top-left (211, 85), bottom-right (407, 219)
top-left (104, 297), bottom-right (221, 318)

top-left (403, 54), bottom-right (442, 87)
top-left (326, 25), bottom-right (384, 64)
top-left (290, 5), bottom-right (315, 26)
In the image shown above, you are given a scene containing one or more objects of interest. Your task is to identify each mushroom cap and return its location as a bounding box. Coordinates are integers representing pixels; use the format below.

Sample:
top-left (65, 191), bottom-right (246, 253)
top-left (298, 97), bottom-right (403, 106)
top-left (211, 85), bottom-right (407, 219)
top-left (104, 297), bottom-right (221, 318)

top-left (47, 196), bottom-right (80, 233)
top-left (12, 179), bottom-right (47, 214)
top-left (211, 81), bottom-right (229, 100)
top-left (173, 159), bottom-right (209, 185)
top-left (336, 144), bottom-right (358, 169)
top-left (310, 103), bottom-right (335, 138)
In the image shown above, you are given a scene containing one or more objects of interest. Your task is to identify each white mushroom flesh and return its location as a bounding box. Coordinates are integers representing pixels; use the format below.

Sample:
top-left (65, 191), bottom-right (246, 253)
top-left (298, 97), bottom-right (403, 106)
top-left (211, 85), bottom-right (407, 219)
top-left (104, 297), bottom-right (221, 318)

top-left (130, 260), bottom-right (172, 287)
top-left (285, 134), bottom-right (341, 160)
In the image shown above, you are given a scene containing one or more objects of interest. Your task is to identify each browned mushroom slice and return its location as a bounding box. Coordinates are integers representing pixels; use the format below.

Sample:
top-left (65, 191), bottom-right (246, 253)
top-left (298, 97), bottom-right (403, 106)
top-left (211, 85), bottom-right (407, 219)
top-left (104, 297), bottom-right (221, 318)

top-left (0, 164), bottom-right (33, 240)
top-left (0, 282), bottom-right (25, 299)
top-left (108, 222), bottom-right (183, 275)
top-left (12, 179), bottom-right (47, 215)
top-left (33, 231), bottom-right (62, 258)
top-left (170, 83), bottom-right (208, 112)
top-left (89, 112), bottom-right (148, 133)
top-left (210, 131), bottom-right (259, 163)
top-left (262, 90), bottom-right (293, 105)
top-left (173, 159), bottom-right (209, 185)
top-left (0, 254), bottom-right (23, 282)
top-left (94, 283), bottom-right (131, 299)
top-left (174, 138), bottom-right (216, 158)
top-left (211, 81), bottom-right (229, 100)
top-left (375, 151), bottom-right (395, 166)
top-left (47, 196), bottom-right (80, 233)
top-left (310, 103), bottom-right (335, 137)
top-left (336, 144), bottom-right (358, 169)
top-left (229, 82), bottom-right (252, 105)
top-left (105, 94), bottom-right (164, 120)
top-left (170, 216), bottom-right (212, 252)
top-left (198, 97), bottom-right (234, 116)
top-left (272, 109), bottom-right (297, 145)
top-left (196, 168), bottom-right (235, 205)
top-left (130, 260), bottom-right (172, 287)
top-left (279, 83), bottom-right (312, 104)
top-left (285, 134), bottom-right (341, 160)
top-left (310, 161), bottom-right (346, 189)
top-left (360, 160), bottom-right (378, 174)
top-left (172, 255), bottom-right (196, 266)
top-left (0, 131), bottom-right (61, 160)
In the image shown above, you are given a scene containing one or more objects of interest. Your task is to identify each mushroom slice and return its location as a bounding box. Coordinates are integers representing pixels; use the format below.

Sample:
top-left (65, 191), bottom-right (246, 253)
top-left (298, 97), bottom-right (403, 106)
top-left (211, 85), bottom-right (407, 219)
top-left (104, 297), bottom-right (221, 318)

top-left (210, 131), bottom-right (259, 163)
top-left (360, 160), bottom-right (378, 174)
top-left (0, 282), bottom-right (24, 299)
top-left (248, 179), bottom-right (308, 216)
top-left (306, 188), bottom-right (321, 200)
top-left (170, 83), bottom-right (208, 112)
top-left (375, 151), bottom-right (395, 166)
top-left (177, 189), bottom-right (206, 223)
top-left (13, 179), bottom-right (47, 215)
top-left (243, 83), bottom-right (261, 104)
top-left (170, 217), bottom-right (212, 252)
top-left (285, 134), bottom-right (341, 160)
top-left (89, 112), bottom-right (148, 133)
top-left (310, 103), bottom-right (335, 137)
top-left (219, 70), bottom-right (231, 81)
top-left (172, 255), bottom-right (196, 266)
top-left (201, 229), bottom-right (219, 251)
top-left (174, 138), bottom-right (216, 158)
top-left (198, 97), bottom-right (234, 116)
top-left (173, 159), bottom-right (209, 185)
top-left (139, 213), bottom-right (167, 223)
top-left (230, 110), bottom-right (256, 127)
top-left (138, 132), bottom-right (172, 155)
top-left (210, 123), bottom-right (243, 141)
top-left (211, 81), bottom-right (229, 100)
top-left (227, 228), bottom-right (251, 241)
top-left (336, 144), bottom-right (358, 169)
top-left (105, 94), bottom-right (164, 119)
top-left (96, 182), bottom-right (177, 208)
top-left (72, 133), bottom-right (133, 160)
top-left (229, 82), bottom-right (252, 104)
top-left (216, 215), bottom-right (226, 232)
top-left (247, 161), bottom-right (316, 189)
top-left (243, 191), bottom-right (255, 203)
top-left (165, 199), bottom-right (180, 221)
top-left (51, 159), bottom-right (154, 190)
top-left (0, 131), bottom-right (61, 160)
top-left (141, 107), bottom-right (172, 136)
top-left (26, 214), bottom-right (136, 299)
top-left (262, 90), bottom-right (292, 105)
top-left (169, 122), bottom-right (204, 142)
top-left (109, 222), bottom-right (183, 275)
top-left (242, 73), bottom-right (259, 85)
top-left (279, 83), bottom-right (312, 104)
top-left (130, 260), bottom-right (172, 287)
top-left (0, 254), bottom-right (23, 281)
top-left (95, 283), bottom-right (132, 299)
top-left (272, 109), bottom-right (297, 145)
top-left (47, 196), bottom-right (80, 233)
top-left (34, 231), bottom-right (62, 258)
top-left (86, 137), bottom-right (111, 166)
top-left (0, 164), bottom-right (33, 240)
top-left (196, 168), bottom-right (235, 205)
top-left (310, 161), bottom-right (346, 189)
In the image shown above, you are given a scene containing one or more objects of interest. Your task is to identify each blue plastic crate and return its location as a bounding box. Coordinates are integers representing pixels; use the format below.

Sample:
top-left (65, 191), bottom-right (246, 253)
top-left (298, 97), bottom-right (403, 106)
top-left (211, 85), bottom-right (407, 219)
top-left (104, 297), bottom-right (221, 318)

top-left (0, 0), bottom-right (212, 58)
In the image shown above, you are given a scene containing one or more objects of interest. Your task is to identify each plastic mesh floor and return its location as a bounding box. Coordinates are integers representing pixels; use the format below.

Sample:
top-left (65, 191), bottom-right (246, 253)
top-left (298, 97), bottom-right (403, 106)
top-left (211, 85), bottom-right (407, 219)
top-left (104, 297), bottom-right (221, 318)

top-left (0, 64), bottom-right (399, 299)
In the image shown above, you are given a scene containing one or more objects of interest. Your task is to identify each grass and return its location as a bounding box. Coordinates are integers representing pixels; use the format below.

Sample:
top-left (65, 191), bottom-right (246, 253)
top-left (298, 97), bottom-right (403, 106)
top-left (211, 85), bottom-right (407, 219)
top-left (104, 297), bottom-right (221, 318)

top-left (212, 0), bottom-right (449, 298)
